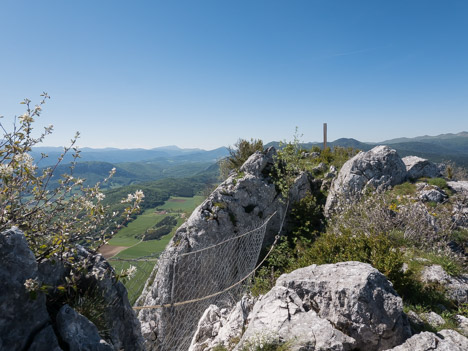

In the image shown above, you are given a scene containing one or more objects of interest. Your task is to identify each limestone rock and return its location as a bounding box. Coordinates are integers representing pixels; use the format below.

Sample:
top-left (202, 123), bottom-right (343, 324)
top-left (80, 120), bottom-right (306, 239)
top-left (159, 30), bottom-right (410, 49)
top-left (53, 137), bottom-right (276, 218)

top-left (37, 245), bottom-right (145, 351)
top-left (420, 311), bottom-right (445, 328)
top-left (417, 186), bottom-right (448, 203)
top-left (448, 181), bottom-right (468, 194)
top-left (28, 325), bottom-right (62, 351)
top-left (56, 304), bottom-right (113, 351)
top-left (74, 246), bottom-right (145, 351)
top-left (235, 286), bottom-right (357, 351)
top-left (138, 148), bottom-right (314, 350)
top-left (384, 330), bottom-right (468, 351)
top-left (406, 311), bottom-right (426, 332)
top-left (403, 156), bottom-right (442, 180)
top-left (189, 295), bottom-right (256, 351)
top-left (325, 146), bottom-right (407, 215)
top-left (454, 315), bottom-right (468, 336)
top-left (0, 227), bottom-right (61, 350)
top-left (421, 265), bottom-right (468, 304)
top-left (438, 329), bottom-right (468, 349)
top-left (275, 261), bottom-right (411, 351)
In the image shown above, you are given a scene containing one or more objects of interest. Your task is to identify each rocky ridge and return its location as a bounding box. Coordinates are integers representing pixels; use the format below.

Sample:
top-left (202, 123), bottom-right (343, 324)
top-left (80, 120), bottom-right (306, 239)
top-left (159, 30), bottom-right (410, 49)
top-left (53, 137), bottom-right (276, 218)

top-left (137, 147), bottom-right (316, 350)
top-left (2, 144), bottom-right (468, 351)
top-left (0, 227), bottom-right (144, 351)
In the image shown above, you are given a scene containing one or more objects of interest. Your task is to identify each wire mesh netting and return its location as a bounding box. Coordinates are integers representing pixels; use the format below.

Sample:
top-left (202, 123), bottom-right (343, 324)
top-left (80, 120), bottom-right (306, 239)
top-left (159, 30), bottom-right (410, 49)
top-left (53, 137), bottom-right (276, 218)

top-left (132, 213), bottom-right (275, 351)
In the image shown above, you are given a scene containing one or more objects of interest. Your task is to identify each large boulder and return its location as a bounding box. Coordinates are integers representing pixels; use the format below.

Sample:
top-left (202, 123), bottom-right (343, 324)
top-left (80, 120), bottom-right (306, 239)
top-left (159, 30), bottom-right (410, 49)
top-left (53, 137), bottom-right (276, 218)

top-left (420, 265), bottom-right (468, 304)
top-left (403, 156), bottom-right (443, 180)
top-left (274, 261), bottom-right (412, 351)
top-left (56, 304), bottom-right (113, 351)
top-left (190, 262), bottom-right (412, 351)
top-left (325, 146), bottom-right (407, 215)
top-left (0, 227), bottom-right (61, 351)
top-left (448, 181), bottom-right (468, 194)
top-left (384, 329), bottom-right (468, 351)
top-left (137, 148), bottom-right (314, 351)
top-left (189, 296), bottom-right (256, 351)
top-left (0, 227), bottom-right (144, 351)
top-left (74, 247), bottom-right (145, 350)
top-left (235, 286), bottom-right (357, 351)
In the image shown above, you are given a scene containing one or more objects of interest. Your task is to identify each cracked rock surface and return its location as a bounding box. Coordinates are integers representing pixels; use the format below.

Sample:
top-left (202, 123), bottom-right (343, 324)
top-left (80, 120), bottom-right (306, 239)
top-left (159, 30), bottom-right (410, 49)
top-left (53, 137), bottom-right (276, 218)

top-left (190, 261), bottom-right (412, 351)
top-left (384, 329), bottom-right (468, 351)
top-left (325, 146), bottom-right (407, 215)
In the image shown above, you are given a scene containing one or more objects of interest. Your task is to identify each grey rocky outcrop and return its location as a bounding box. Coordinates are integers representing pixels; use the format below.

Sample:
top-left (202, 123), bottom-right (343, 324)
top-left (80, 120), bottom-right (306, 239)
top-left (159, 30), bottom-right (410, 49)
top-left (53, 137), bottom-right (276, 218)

top-left (138, 148), bottom-right (314, 350)
top-left (0, 227), bottom-right (61, 350)
top-left (73, 246), bottom-right (145, 350)
top-left (448, 181), bottom-right (468, 194)
top-left (325, 146), bottom-right (407, 215)
top-left (0, 227), bottom-right (143, 351)
top-left (420, 265), bottom-right (468, 304)
top-left (420, 311), bottom-right (445, 328)
top-left (416, 184), bottom-right (448, 203)
top-left (403, 156), bottom-right (443, 180)
top-left (189, 295), bottom-right (256, 351)
top-left (384, 330), bottom-right (468, 351)
top-left (274, 261), bottom-right (411, 351)
top-left (56, 304), bottom-right (113, 351)
top-left (190, 261), bottom-right (411, 351)
top-left (235, 285), bottom-right (357, 351)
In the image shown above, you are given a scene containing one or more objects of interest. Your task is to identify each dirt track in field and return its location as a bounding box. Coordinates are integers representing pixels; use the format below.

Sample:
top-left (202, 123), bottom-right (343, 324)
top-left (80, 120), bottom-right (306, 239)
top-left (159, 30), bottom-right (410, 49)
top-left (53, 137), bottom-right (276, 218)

top-left (99, 244), bottom-right (128, 259)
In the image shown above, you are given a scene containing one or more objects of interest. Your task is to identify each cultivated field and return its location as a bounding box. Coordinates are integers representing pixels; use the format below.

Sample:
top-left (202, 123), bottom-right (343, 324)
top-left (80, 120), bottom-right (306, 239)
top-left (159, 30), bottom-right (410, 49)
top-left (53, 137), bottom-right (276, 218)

top-left (105, 195), bottom-right (205, 303)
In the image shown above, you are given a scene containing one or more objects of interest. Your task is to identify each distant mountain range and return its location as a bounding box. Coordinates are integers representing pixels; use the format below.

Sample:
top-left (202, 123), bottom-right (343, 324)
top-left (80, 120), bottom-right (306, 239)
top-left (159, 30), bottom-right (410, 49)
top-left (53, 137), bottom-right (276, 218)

top-left (32, 145), bottom-right (229, 166)
top-left (35, 131), bottom-right (468, 189)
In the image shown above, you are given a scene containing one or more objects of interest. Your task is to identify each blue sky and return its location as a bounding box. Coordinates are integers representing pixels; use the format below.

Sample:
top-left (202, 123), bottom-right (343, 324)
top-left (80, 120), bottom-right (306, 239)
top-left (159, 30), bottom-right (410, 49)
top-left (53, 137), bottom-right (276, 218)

top-left (0, 0), bottom-right (467, 150)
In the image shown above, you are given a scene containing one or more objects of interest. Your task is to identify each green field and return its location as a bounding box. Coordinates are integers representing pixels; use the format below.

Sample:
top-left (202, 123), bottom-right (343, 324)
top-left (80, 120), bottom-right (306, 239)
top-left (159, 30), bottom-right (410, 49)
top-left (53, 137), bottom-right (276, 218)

top-left (107, 195), bottom-right (205, 303)
top-left (114, 218), bottom-right (185, 259)
top-left (157, 195), bottom-right (205, 212)
top-left (109, 211), bottom-right (167, 246)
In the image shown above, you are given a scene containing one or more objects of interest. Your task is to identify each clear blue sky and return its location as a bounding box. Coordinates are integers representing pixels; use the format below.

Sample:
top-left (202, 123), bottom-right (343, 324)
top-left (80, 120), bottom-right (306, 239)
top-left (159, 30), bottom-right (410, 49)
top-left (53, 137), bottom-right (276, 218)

top-left (1, 0), bottom-right (467, 150)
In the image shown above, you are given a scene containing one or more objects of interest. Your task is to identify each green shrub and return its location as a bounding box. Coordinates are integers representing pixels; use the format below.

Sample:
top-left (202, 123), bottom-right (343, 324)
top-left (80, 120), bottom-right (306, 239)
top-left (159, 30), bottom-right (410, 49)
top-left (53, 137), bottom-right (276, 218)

top-left (289, 193), bottom-right (324, 242)
top-left (299, 228), bottom-right (405, 286)
top-left (219, 139), bottom-right (264, 179)
top-left (393, 182), bottom-right (417, 196)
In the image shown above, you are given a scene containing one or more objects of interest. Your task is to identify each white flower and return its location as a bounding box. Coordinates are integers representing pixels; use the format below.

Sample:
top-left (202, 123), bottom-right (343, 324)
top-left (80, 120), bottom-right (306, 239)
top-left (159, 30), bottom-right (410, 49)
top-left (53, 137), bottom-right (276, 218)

top-left (83, 200), bottom-right (95, 210)
top-left (18, 113), bottom-right (34, 123)
top-left (96, 192), bottom-right (105, 201)
top-left (24, 278), bottom-right (40, 292)
top-left (134, 190), bottom-right (145, 201)
top-left (121, 194), bottom-right (134, 203)
top-left (0, 164), bottom-right (14, 177)
top-left (14, 153), bottom-right (35, 168)
top-left (126, 265), bottom-right (137, 279)
top-left (121, 265), bottom-right (137, 279)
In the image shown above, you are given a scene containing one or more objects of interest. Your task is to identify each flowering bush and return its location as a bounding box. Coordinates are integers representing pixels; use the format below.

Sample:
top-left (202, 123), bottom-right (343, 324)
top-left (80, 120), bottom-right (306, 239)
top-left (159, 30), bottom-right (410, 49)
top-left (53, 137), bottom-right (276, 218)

top-left (0, 94), bottom-right (143, 290)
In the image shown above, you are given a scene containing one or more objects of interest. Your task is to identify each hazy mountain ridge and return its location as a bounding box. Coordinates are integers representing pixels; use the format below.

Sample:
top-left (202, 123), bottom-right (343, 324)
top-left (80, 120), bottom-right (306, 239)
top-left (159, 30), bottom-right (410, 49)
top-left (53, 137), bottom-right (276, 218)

top-left (32, 145), bottom-right (229, 166)
top-left (36, 132), bottom-right (468, 190)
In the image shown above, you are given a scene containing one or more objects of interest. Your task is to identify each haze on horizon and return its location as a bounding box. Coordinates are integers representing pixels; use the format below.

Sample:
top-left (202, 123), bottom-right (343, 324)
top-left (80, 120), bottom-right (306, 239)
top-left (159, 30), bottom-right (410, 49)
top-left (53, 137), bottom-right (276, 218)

top-left (1, 1), bottom-right (467, 150)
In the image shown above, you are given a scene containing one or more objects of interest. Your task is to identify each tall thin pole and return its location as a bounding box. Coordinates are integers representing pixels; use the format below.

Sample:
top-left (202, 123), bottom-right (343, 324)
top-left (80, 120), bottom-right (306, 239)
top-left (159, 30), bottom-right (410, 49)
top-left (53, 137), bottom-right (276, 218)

top-left (323, 123), bottom-right (327, 149)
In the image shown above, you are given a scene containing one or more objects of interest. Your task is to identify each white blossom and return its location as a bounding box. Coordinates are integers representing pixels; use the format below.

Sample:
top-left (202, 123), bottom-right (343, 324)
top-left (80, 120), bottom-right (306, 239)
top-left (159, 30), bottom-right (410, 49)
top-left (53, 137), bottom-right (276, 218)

top-left (0, 164), bottom-right (14, 177)
top-left (14, 153), bottom-right (35, 168)
top-left (24, 278), bottom-right (40, 292)
top-left (134, 190), bottom-right (145, 201)
top-left (121, 265), bottom-right (137, 279)
top-left (83, 200), bottom-right (95, 210)
top-left (18, 113), bottom-right (34, 123)
top-left (96, 192), bottom-right (105, 201)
